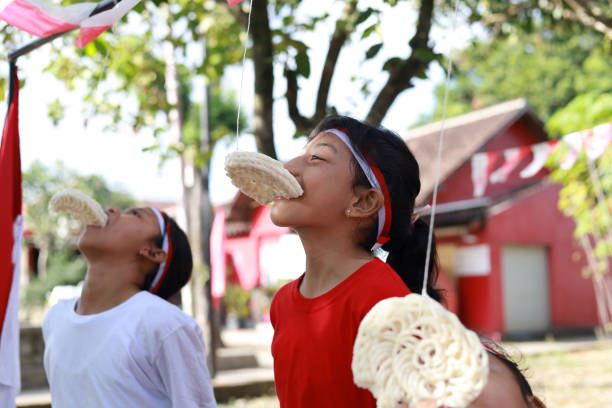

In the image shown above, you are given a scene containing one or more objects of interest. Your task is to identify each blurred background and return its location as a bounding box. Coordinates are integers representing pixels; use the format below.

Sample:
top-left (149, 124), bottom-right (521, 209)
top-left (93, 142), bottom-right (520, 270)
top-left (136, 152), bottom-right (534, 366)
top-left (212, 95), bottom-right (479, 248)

top-left (2, 0), bottom-right (612, 407)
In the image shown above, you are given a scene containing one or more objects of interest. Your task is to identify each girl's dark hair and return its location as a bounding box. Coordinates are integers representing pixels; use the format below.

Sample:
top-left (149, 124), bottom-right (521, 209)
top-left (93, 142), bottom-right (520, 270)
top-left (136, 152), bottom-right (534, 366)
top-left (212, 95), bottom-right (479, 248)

top-left (310, 115), bottom-right (441, 302)
top-left (142, 213), bottom-right (193, 300)
top-left (482, 339), bottom-right (535, 403)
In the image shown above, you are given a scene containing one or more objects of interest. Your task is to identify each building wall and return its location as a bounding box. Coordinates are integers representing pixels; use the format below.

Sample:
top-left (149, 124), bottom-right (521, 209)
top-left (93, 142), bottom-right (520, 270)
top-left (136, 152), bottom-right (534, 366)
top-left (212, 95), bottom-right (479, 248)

top-left (487, 183), bottom-right (598, 332)
top-left (429, 120), bottom-right (598, 336)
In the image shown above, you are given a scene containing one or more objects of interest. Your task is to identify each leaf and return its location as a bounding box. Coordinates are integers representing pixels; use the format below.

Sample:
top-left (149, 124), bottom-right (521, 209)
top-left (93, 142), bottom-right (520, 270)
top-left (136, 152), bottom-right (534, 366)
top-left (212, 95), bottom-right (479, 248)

top-left (365, 43), bottom-right (383, 59)
top-left (295, 50), bottom-right (311, 78)
top-left (356, 7), bottom-right (375, 25)
top-left (361, 23), bottom-right (379, 39)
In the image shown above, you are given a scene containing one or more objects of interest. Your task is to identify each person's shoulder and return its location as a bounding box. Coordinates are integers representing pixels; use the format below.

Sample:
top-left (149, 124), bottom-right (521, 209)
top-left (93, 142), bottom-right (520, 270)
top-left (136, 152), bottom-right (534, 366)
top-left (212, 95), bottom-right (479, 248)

top-left (43, 297), bottom-right (78, 336)
top-left (135, 292), bottom-right (198, 330)
top-left (350, 259), bottom-right (410, 313)
top-left (272, 278), bottom-right (299, 303)
top-left (359, 258), bottom-right (408, 290)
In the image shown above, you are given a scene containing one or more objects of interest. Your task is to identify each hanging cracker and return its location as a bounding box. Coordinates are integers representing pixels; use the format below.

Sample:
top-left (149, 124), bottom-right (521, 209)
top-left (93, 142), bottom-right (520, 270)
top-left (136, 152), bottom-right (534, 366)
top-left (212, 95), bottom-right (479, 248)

top-left (49, 188), bottom-right (107, 227)
top-left (224, 151), bottom-right (303, 205)
top-left (352, 294), bottom-right (488, 408)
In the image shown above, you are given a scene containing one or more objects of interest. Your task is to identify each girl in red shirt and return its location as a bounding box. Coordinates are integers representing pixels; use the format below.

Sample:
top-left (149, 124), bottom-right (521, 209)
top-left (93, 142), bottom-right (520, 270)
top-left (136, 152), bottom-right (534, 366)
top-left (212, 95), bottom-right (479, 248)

top-left (269, 115), bottom-right (442, 407)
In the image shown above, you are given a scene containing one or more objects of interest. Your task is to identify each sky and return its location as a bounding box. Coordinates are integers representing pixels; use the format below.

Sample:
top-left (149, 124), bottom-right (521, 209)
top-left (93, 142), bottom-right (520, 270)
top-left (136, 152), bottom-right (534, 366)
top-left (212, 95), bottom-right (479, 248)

top-left (1, 0), bottom-right (477, 206)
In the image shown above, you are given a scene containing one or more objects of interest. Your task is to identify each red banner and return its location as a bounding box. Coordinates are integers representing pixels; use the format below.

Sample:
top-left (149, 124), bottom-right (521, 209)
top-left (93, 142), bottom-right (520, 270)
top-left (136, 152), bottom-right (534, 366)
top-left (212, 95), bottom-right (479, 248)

top-left (0, 63), bottom-right (22, 398)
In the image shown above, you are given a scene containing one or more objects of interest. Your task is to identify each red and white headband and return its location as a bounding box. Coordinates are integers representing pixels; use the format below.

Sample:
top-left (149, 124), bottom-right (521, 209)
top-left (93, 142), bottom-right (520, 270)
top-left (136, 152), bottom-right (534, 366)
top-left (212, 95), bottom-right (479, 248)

top-left (323, 128), bottom-right (392, 250)
top-left (149, 207), bottom-right (172, 293)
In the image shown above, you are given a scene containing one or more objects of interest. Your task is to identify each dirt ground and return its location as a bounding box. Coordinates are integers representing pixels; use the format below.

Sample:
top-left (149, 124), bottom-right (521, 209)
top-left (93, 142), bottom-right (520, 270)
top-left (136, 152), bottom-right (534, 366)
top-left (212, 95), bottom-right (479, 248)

top-left (219, 341), bottom-right (612, 408)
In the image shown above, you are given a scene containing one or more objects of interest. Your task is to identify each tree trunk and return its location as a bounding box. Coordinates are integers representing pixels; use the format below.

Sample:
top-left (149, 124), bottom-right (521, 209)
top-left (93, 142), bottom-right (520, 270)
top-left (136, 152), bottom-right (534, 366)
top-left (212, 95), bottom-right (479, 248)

top-left (250, 0), bottom-right (277, 158)
top-left (162, 4), bottom-right (213, 366)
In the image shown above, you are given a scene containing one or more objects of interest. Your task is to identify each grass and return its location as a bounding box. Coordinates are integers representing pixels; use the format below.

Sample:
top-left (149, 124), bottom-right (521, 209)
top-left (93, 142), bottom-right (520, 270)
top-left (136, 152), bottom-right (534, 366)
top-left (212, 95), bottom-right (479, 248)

top-left (523, 345), bottom-right (612, 408)
top-left (218, 341), bottom-right (612, 408)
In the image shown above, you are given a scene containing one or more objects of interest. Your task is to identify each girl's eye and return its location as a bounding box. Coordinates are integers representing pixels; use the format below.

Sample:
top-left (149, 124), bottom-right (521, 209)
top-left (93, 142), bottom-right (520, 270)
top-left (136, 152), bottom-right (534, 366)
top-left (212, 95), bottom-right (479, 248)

top-left (310, 154), bottom-right (323, 161)
top-left (130, 210), bottom-right (139, 216)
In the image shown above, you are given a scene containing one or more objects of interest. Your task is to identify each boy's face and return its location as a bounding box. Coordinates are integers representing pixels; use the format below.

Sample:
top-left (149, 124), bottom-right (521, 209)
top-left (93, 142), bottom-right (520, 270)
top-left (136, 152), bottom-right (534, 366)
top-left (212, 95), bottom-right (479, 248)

top-left (78, 207), bottom-right (162, 263)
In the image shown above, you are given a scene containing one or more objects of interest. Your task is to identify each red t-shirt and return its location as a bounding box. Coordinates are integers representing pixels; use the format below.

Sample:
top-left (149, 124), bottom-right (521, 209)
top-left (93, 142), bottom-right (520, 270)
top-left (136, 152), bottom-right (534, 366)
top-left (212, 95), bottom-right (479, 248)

top-left (270, 258), bottom-right (411, 408)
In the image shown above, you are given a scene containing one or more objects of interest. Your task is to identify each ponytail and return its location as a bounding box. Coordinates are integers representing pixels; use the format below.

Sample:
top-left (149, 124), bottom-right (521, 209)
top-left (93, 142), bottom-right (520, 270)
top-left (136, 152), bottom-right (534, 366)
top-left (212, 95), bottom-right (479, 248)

top-left (384, 218), bottom-right (442, 302)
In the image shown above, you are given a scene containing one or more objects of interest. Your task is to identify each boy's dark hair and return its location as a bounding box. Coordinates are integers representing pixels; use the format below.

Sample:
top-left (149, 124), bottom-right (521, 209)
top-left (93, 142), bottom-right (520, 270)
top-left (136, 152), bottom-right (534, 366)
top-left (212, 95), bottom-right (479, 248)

top-left (310, 115), bottom-right (442, 302)
top-left (142, 213), bottom-right (193, 300)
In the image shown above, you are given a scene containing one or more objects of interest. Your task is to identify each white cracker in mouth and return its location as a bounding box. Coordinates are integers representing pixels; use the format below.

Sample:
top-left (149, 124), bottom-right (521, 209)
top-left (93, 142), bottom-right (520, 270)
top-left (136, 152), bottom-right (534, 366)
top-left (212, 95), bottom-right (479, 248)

top-left (49, 188), bottom-right (108, 227)
top-left (224, 151), bottom-right (303, 205)
top-left (352, 294), bottom-right (489, 408)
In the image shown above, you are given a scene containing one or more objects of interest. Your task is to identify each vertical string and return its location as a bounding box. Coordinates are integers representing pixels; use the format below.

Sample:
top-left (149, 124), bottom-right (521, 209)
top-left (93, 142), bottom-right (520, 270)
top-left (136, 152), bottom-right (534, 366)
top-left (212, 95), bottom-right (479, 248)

top-left (421, 3), bottom-right (458, 297)
top-left (85, 0), bottom-right (117, 127)
top-left (235, 0), bottom-right (254, 150)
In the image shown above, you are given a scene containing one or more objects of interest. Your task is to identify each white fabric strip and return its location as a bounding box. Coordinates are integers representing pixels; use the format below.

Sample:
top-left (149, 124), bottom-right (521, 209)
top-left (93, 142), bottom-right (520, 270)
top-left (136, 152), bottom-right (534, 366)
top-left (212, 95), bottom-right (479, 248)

top-left (27, 0), bottom-right (98, 24)
top-left (322, 128), bottom-right (385, 248)
top-left (149, 207), bottom-right (169, 291)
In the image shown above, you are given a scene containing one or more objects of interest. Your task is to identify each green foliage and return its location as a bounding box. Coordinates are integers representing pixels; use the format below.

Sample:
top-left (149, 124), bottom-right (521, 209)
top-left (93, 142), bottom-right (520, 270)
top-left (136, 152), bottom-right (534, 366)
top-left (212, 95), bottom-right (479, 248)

top-left (23, 248), bottom-right (87, 307)
top-left (424, 25), bottom-right (608, 124)
top-left (224, 283), bottom-right (250, 318)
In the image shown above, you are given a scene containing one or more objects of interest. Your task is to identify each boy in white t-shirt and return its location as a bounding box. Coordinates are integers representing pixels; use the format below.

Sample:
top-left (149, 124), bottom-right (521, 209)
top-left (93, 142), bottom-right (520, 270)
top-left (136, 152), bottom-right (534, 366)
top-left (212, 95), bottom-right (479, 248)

top-left (43, 206), bottom-right (217, 408)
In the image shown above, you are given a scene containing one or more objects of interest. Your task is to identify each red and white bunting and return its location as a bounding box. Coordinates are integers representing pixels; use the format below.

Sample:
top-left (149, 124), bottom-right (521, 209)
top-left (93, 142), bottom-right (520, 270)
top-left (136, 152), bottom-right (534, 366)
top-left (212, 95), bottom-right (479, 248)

top-left (520, 140), bottom-right (558, 179)
top-left (489, 146), bottom-right (530, 184)
top-left (585, 123), bottom-right (612, 161)
top-left (469, 121), bottom-right (612, 197)
top-left (471, 152), bottom-right (499, 197)
top-left (560, 130), bottom-right (587, 170)
top-left (0, 0), bottom-right (140, 48)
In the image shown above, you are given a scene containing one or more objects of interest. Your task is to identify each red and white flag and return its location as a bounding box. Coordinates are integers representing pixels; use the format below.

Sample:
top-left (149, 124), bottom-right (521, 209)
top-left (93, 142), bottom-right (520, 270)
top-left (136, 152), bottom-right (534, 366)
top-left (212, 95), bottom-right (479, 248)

top-left (227, 0), bottom-right (244, 7)
top-left (471, 152), bottom-right (499, 197)
top-left (585, 123), bottom-right (612, 161)
top-left (0, 0), bottom-right (140, 48)
top-left (560, 131), bottom-right (586, 170)
top-left (489, 146), bottom-right (530, 184)
top-left (520, 140), bottom-right (558, 179)
top-left (0, 64), bottom-right (22, 407)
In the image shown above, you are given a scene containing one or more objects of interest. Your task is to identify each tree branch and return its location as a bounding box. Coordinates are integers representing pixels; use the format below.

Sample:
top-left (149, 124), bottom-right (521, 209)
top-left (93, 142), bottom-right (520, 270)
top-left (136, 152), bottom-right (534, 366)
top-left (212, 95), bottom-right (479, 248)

top-left (284, 0), bottom-right (359, 134)
top-left (285, 67), bottom-right (316, 132)
top-left (565, 0), bottom-right (612, 39)
top-left (365, 0), bottom-right (435, 125)
top-left (314, 0), bottom-right (358, 121)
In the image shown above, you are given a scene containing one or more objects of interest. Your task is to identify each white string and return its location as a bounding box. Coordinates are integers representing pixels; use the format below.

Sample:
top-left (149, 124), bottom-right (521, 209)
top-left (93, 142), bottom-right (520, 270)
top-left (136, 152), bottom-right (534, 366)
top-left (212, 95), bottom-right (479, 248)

top-left (421, 4), bottom-right (458, 297)
top-left (235, 0), bottom-right (254, 149)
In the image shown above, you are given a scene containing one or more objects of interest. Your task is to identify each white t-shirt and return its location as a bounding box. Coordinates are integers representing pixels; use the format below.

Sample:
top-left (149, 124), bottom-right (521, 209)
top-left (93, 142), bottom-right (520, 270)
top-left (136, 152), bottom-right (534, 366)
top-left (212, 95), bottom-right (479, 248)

top-left (43, 291), bottom-right (217, 408)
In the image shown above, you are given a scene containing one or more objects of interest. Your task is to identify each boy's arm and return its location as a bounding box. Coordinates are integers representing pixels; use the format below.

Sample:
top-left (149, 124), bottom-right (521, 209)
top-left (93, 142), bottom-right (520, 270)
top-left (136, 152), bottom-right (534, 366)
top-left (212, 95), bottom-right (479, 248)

top-left (155, 323), bottom-right (217, 408)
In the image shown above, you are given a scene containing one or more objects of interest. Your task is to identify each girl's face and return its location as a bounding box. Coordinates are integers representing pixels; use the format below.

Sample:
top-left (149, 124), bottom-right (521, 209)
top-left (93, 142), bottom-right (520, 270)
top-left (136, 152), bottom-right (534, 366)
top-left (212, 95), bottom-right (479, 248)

top-left (79, 207), bottom-right (161, 260)
top-left (270, 131), bottom-right (359, 230)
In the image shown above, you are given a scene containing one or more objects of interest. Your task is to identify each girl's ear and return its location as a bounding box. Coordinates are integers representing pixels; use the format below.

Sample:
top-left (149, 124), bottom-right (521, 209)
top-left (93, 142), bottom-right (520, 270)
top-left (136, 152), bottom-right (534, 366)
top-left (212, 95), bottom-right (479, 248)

top-left (139, 246), bottom-right (167, 265)
top-left (347, 187), bottom-right (384, 219)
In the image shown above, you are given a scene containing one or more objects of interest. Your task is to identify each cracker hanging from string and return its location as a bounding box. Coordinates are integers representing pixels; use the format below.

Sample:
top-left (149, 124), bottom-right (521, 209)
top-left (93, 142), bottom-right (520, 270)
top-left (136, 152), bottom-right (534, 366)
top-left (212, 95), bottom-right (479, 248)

top-left (224, 151), bottom-right (303, 205)
top-left (352, 294), bottom-right (488, 408)
top-left (49, 188), bottom-right (107, 227)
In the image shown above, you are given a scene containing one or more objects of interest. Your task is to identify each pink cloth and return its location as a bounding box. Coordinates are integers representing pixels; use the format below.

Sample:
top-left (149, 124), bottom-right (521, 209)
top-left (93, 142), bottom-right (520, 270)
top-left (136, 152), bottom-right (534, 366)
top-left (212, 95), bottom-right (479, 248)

top-left (210, 208), bottom-right (227, 300)
top-left (227, 0), bottom-right (244, 7)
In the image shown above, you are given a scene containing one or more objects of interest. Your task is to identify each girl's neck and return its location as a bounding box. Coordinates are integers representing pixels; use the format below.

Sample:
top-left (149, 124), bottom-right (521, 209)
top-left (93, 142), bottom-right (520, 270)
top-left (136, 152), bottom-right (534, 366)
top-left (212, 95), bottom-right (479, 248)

top-left (76, 260), bottom-right (141, 315)
top-left (297, 228), bottom-right (373, 298)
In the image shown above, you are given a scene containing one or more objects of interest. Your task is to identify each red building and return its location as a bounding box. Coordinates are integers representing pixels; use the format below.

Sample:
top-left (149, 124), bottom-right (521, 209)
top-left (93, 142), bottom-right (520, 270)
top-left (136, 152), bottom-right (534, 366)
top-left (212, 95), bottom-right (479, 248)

top-left (405, 99), bottom-right (598, 338)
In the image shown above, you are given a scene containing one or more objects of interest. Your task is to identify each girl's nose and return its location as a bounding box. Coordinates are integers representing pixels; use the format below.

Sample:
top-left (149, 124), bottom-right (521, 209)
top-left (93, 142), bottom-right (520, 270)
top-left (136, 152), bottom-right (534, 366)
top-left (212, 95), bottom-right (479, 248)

top-left (106, 207), bottom-right (119, 216)
top-left (283, 156), bottom-right (301, 177)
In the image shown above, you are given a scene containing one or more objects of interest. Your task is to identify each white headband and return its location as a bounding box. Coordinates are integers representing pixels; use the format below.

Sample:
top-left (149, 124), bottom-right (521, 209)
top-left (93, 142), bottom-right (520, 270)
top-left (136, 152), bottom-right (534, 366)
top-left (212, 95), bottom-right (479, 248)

top-left (149, 207), bottom-right (169, 292)
top-left (323, 128), bottom-right (386, 250)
